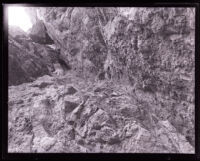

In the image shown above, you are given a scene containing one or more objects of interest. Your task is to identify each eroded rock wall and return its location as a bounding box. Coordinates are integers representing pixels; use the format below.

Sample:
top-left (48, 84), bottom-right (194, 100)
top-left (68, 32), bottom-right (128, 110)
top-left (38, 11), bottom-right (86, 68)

top-left (8, 7), bottom-right (195, 153)
top-left (36, 7), bottom-right (195, 83)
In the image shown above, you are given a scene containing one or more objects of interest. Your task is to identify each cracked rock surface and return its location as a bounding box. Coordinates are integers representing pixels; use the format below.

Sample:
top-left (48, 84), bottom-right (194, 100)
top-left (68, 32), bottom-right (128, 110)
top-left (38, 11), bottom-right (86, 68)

top-left (8, 74), bottom-right (194, 153)
top-left (8, 7), bottom-right (195, 153)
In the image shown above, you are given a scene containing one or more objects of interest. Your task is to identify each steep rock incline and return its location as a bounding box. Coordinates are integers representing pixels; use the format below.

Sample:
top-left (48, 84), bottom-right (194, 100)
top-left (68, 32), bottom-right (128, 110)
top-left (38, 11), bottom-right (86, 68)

top-left (8, 27), bottom-right (61, 86)
top-left (8, 74), bottom-right (194, 153)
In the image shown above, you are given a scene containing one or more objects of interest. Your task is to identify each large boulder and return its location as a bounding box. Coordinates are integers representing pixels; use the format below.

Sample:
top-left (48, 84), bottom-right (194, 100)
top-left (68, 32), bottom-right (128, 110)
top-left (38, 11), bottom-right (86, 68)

top-left (29, 20), bottom-right (54, 44)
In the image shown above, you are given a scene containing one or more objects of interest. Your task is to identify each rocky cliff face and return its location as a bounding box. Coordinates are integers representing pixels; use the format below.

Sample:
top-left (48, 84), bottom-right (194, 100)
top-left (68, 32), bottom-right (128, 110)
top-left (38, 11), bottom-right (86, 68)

top-left (8, 7), bottom-right (195, 153)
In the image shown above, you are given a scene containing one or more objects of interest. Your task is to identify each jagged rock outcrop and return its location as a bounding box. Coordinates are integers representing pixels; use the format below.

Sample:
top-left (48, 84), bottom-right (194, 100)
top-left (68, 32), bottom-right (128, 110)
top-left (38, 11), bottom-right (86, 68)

top-left (34, 7), bottom-right (195, 147)
top-left (8, 7), bottom-right (195, 153)
top-left (35, 7), bottom-right (118, 78)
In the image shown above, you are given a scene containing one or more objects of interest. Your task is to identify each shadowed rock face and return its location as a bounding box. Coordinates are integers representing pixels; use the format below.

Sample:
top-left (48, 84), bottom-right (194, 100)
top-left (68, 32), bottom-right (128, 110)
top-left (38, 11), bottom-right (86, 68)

top-left (8, 27), bottom-right (60, 86)
top-left (8, 7), bottom-right (195, 153)
top-left (29, 20), bottom-right (54, 44)
top-left (36, 7), bottom-right (194, 83)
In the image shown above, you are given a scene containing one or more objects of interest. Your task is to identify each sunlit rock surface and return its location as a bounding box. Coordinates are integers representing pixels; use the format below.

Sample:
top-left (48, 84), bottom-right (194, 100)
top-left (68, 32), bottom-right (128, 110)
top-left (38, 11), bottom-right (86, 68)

top-left (29, 20), bottom-right (54, 44)
top-left (8, 7), bottom-right (195, 153)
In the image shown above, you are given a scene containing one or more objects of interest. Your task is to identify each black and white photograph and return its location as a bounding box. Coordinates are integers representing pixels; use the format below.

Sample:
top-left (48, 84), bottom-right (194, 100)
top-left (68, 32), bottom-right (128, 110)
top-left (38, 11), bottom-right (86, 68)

top-left (6, 6), bottom-right (195, 153)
